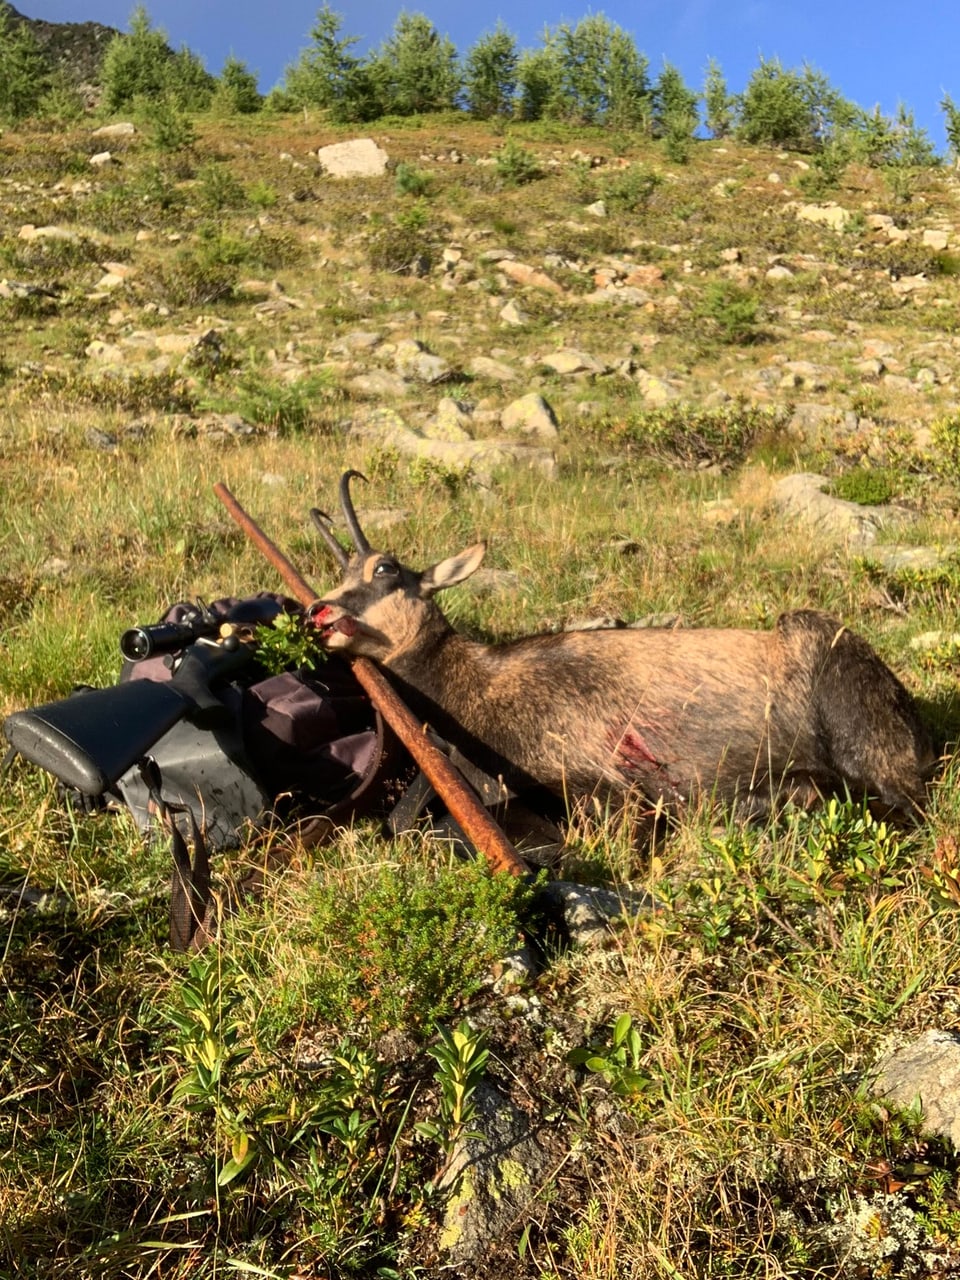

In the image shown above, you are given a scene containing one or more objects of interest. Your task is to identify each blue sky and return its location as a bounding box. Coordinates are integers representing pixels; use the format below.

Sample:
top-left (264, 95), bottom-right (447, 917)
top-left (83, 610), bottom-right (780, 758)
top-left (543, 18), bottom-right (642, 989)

top-left (19, 0), bottom-right (959, 152)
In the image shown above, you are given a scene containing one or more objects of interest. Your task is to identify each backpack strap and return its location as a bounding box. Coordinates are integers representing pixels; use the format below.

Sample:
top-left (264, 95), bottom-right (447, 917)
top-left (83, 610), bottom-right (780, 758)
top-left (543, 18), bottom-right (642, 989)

top-left (137, 758), bottom-right (213, 951)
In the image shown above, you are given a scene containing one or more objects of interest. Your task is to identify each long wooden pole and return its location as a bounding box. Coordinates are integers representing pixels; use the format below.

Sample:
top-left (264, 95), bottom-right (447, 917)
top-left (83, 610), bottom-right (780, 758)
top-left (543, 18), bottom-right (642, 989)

top-left (213, 482), bottom-right (528, 878)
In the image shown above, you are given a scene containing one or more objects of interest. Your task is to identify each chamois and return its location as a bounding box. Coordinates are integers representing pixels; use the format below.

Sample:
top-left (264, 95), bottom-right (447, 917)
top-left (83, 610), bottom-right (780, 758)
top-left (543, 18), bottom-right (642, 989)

top-left (307, 472), bottom-right (934, 825)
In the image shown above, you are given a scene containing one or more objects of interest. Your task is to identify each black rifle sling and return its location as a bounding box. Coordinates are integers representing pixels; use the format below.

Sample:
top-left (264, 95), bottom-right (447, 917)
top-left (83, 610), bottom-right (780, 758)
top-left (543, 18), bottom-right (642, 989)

top-left (137, 758), bottom-right (212, 951)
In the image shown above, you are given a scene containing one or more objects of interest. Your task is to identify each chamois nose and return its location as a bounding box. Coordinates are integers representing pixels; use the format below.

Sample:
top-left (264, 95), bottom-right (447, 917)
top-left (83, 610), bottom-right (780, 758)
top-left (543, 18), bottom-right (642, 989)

top-left (307, 602), bottom-right (359, 639)
top-left (307, 602), bottom-right (334, 625)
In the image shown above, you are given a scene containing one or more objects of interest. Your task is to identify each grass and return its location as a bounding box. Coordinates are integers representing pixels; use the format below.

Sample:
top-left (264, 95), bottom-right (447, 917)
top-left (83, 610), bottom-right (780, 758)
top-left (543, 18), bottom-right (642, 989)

top-left (2, 106), bottom-right (960, 1278)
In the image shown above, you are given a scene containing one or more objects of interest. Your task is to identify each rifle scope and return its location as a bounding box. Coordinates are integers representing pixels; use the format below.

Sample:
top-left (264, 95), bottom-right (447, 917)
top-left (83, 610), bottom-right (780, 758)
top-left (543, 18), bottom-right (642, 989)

top-left (120, 616), bottom-right (220, 662)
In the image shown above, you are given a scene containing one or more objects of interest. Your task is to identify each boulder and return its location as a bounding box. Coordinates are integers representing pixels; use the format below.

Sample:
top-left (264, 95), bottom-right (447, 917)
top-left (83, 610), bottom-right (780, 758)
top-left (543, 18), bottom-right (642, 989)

top-left (467, 355), bottom-right (519, 383)
top-left (500, 393), bottom-right (559, 440)
top-left (350, 407), bottom-right (556, 485)
top-left (795, 202), bottom-right (853, 231)
top-left (498, 260), bottom-right (564, 294)
top-left (317, 138), bottom-right (389, 178)
top-left (393, 338), bottom-right (452, 385)
top-left (541, 349), bottom-right (606, 377)
top-left (772, 473), bottom-right (900, 545)
top-left (91, 121), bottom-right (135, 138)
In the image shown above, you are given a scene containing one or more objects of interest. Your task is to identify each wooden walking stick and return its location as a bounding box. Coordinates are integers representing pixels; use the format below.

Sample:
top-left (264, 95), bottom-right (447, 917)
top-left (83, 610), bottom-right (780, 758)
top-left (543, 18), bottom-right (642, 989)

top-left (213, 482), bottom-right (528, 878)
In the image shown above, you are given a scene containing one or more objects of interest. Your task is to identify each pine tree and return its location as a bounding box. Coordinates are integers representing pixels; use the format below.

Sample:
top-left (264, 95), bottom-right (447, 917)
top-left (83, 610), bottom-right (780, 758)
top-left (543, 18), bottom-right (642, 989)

top-left (283, 5), bottom-right (379, 122)
top-left (101, 5), bottom-right (173, 109)
top-left (0, 8), bottom-right (51, 122)
top-left (703, 57), bottom-right (734, 138)
top-left (213, 55), bottom-right (262, 115)
top-left (463, 23), bottom-right (517, 119)
top-left (371, 12), bottom-right (460, 116)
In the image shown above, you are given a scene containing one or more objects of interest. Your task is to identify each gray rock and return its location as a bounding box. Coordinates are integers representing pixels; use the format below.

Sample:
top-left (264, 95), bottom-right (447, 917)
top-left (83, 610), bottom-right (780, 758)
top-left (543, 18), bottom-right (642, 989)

top-left (634, 369), bottom-right (679, 404)
top-left (0, 279), bottom-right (57, 300)
top-left (500, 393), bottom-right (559, 440)
top-left (331, 329), bottom-right (383, 353)
top-left (779, 360), bottom-right (831, 392)
top-left (582, 285), bottom-right (651, 306)
top-left (788, 403), bottom-right (857, 440)
top-left (425, 398), bottom-right (473, 442)
top-left (795, 202), bottom-right (853, 231)
top-left (772, 473), bottom-right (895, 545)
top-left (468, 355), bottom-right (519, 383)
top-left (347, 370), bottom-right (411, 398)
top-left (540, 880), bottom-right (660, 946)
top-left (170, 412), bottom-right (259, 441)
top-left (393, 338), bottom-right (452, 385)
top-left (91, 121), bottom-right (135, 138)
top-left (85, 339), bottom-right (124, 363)
top-left (872, 1030), bottom-right (960, 1145)
top-left (86, 428), bottom-right (118, 452)
top-left (19, 224), bottom-right (82, 243)
top-left (541, 348), bottom-right (607, 377)
top-left (316, 137), bottom-right (389, 178)
top-left (923, 229), bottom-right (950, 250)
top-left (350, 407), bottom-right (556, 485)
top-left (438, 1080), bottom-right (556, 1266)
top-left (865, 544), bottom-right (960, 572)
top-left (498, 300), bottom-right (527, 327)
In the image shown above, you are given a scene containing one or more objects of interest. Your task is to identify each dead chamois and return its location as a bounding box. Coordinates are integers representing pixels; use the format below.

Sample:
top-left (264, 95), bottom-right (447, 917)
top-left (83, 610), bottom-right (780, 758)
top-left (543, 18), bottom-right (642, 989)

top-left (307, 472), bottom-right (935, 827)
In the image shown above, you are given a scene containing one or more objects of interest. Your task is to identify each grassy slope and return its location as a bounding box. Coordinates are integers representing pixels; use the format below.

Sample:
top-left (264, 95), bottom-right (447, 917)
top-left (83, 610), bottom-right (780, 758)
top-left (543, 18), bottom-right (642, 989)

top-left (3, 111), bottom-right (960, 1277)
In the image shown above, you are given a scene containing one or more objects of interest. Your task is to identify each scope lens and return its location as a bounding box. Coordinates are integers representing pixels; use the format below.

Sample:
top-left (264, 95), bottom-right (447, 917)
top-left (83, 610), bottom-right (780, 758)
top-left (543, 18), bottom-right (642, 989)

top-left (119, 629), bottom-right (152, 661)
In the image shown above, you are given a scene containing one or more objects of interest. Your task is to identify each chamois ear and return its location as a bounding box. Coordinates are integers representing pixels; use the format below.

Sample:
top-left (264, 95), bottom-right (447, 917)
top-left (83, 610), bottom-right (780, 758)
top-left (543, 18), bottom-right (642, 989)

top-left (420, 542), bottom-right (486, 596)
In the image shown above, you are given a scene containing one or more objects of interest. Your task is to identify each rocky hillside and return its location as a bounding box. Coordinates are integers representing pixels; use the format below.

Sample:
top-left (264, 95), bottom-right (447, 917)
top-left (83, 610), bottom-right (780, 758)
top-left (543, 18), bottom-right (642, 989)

top-left (5, 110), bottom-right (960, 1280)
top-left (1, 1), bottom-right (119, 90)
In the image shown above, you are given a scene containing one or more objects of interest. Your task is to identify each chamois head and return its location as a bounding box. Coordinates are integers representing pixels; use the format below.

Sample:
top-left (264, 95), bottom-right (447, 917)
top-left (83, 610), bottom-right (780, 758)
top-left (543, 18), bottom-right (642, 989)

top-left (308, 471), bottom-right (486, 661)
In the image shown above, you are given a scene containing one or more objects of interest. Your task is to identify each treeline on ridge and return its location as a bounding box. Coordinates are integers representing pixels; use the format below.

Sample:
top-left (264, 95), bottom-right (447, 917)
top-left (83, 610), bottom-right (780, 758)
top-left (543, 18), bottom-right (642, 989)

top-left (2, 0), bottom-right (960, 169)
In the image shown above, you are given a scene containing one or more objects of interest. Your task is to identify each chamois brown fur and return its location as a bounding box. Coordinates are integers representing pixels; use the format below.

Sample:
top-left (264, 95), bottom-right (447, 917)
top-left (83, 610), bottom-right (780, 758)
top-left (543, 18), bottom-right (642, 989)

top-left (308, 473), bottom-right (935, 824)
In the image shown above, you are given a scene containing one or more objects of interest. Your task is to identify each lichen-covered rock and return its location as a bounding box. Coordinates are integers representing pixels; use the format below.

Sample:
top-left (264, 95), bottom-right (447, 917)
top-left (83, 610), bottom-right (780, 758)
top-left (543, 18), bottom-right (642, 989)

top-left (500, 392), bottom-right (559, 440)
top-left (871, 1030), bottom-right (960, 1145)
top-left (438, 1081), bottom-right (556, 1265)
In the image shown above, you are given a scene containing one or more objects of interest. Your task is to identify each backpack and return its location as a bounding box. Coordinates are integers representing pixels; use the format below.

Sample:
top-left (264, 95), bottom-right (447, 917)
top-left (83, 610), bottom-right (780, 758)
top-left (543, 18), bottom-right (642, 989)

top-left (3, 593), bottom-right (410, 949)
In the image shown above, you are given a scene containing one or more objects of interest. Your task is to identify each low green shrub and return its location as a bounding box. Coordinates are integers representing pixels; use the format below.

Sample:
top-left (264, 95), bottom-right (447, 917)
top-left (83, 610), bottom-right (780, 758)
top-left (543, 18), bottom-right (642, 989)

top-left (696, 280), bottom-right (761, 344)
top-left (596, 399), bottom-right (786, 468)
top-left (828, 468), bottom-right (898, 506)
top-left (931, 411), bottom-right (960, 478)
top-left (601, 162), bottom-right (662, 213)
top-left (494, 138), bottom-right (543, 186)
top-left (19, 366), bottom-right (196, 413)
top-left (288, 854), bottom-right (530, 1033)
top-left (367, 199), bottom-right (444, 273)
top-left (394, 160), bottom-right (433, 197)
top-left (207, 367), bottom-right (340, 434)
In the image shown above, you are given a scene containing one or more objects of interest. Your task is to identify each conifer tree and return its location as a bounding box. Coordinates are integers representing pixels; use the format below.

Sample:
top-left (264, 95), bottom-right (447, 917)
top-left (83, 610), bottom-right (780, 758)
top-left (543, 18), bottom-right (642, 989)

top-left (463, 23), bottom-right (517, 119)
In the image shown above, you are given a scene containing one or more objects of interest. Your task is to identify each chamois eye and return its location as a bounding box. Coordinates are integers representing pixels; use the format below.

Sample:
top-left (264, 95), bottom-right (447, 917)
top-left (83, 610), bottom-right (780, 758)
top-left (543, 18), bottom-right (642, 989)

top-left (373, 559), bottom-right (399, 577)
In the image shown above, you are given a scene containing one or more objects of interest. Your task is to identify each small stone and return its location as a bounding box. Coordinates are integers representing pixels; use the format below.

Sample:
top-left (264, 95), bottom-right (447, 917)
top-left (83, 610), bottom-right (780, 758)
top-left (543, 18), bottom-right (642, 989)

top-left (499, 300), bottom-right (527, 327)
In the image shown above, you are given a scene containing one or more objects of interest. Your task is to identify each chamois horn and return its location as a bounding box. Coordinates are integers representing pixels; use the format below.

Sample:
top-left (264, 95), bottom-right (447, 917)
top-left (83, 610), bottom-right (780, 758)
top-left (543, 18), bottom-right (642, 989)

top-left (309, 508), bottom-right (349, 570)
top-left (340, 469), bottom-right (372, 557)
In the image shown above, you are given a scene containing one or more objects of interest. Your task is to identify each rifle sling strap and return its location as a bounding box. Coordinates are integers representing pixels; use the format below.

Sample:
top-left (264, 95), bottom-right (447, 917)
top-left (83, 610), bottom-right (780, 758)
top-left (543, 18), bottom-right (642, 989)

top-left (137, 757), bottom-right (213, 952)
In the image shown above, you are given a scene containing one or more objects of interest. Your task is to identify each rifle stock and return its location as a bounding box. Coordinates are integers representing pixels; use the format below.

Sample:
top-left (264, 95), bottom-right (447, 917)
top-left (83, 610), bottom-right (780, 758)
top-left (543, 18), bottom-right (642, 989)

top-left (3, 638), bottom-right (253, 796)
